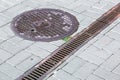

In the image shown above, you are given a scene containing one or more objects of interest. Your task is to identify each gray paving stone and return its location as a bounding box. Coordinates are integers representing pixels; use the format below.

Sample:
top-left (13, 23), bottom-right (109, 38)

top-left (0, 41), bottom-right (23, 54)
top-left (8, 36), bottom-right (23, 44)
top-left (78, 50), bottom-right (105, 65)
top-left (104, 40), bottom-right (120, 52)
top-left (113, 64), bottom-right (120, 75)
top-left (100, 55), bottom-right (120, 71)
top-left (16, 55), bottom-right (42, 72)
top-left (74, 4), bottom-right (91, 13)
top-left (80, 17), bottom-right (96, 28)
top-left (54, 70), bottom-right (80, 80)
top-left (112, 23), bottom-right (120, 34)
top-left (0, 13), bottom-right (10, 27)
top-left (94, 67), bottom-right (120, 80)
top-left (0, 49), bottom-right (12, 61)
top-left (1, 24), bottom-right (15, 37)
top-left (34, 42), bottom-right (58, 52)
top-left (94, 36), bottom-right (113, 49)
top-left (6, 50), bottom-right (32, 66)
top-left (62, 57), bottom-right (86, 74)
top-left (0, 71), bottom-right (13, 80)
top-left (26, 45), bottom-right (51, 58)
top-left (84, 45), bottom-right (112, 60)
top-left (50, 40), bottom-right (65, 47)
top-left (93, 0), bottom-right (109, 9)
top-left (47, 76), bottom-right (58, 80)
top-left (2, 3), bottom-right (32, 20)
top-left (107, 31), bottom-right (120, 41)
top-left (86, 74), bottom-right (104, 80)
top-left (82, 10), bottom-right (102, 19)
top-left (0, 63), bottom-right (23, 79)
top-left (73, 63), bottom-right (97, 80)
top-left (0, 0), bottom-right (13, 10)
top-left (21, 0), bottom-right (42, 8)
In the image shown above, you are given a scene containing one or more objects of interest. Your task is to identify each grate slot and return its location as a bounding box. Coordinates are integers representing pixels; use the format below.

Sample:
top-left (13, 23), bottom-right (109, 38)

top-left (86, 21), bottom-right (107, 34)
top-left (97, 11), bottom-right (119, 24)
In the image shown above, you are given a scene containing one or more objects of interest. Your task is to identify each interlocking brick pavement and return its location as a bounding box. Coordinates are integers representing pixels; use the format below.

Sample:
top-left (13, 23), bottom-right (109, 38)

top-left (0, 0), bottom-right (120, 80)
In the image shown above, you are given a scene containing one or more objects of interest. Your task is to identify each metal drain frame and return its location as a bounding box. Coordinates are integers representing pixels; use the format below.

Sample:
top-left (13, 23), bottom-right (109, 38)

top-left (17, 3), bottom-right (120, 80)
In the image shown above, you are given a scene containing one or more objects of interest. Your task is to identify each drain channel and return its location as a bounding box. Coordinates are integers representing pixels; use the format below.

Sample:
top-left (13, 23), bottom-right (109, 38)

top-left (17, 3), bottom-right (120, 80)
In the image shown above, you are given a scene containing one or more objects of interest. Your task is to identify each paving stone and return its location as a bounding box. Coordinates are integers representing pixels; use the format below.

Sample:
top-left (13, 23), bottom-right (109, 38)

top-left (0, 41), bottom-right (23, 54)
top-left (90, 6), bottom-right (106, 15)
top-left (34, 42), bottom-right (58, 52)
top-left (104, 40), bottom-right (120, 52)
top-left (0, 0), bottom-right (13, 10)
top-left (16, 55), bottom-right (42, 72)
top-left (102, 1), bottom-right (116, 11)
top-left (94, 36), bottom-right (113, 49)
top-left (85, 45), bottom-right (112, 60)
top-left (0, 63), bottom-right (23, 79)
top-left (78, 50), bottom-right (105, 65)
top-left (5, 0), bottom-right (25, 5)
top-left (47, 76), bottom-right (58, 80)
top-left (0, 49), bottom-right (12, 61)
top-left (0, 13), bottom-right (11, 27)
top-left (80, 17), bottom-right (95, 28)
top-left (93, 0), bottom-right (109, 9)
top-left (94, 67), bottom-right (120, 80)
top-left (111, 23), bottom-right (120, 34)
top-left (26, 45), bottom-right (51, 58)
top-left (0, 28), bottom-right (12, 40)
top-left (86, 74), bottom-right (104, 80)
top-left (6, 50), bottom-right (32, 66)
top-left (74, 4), bottom-right (91, 13)
top-left (110, 0), bottom-right (120, 4)
top-left (113, 64), bottom-right (120, 75)
top-left (49, 0), bottom-right (80, 9)
top-left (50, 40), bottom-right (65, 47)
top-left (0, 71), bottom-right (13, 80)
top-left (2, 3), bottom-right (32, 20)
top-left (0, 59), bottom-right (3, 64)
top-left (100, 55), bottom-right (120, 71)
top-left (73, 63), bottom-right (97, 80)
top-left (107, 31), bottom-right (120, 40)
top-left (8, 36), bottom-right (23, 44)
top-left (54, 70), bottom-right (80, 80)
top-left (77, 14), bottom-right (87, 22)
top-left (82, 10), bottom-right (102, 19)
top-left (62, 57), bottom-right (86, 74)
top-left (71, 26), bottom-right (85, 37)
top-left (16, 40), bottom-right (34, 49)
top-left (21, 0), bottom-right (42, 8)
top-left (1, 24), bottom-right (15, 37)
top-left (0, 6), bottom-right (6, 12)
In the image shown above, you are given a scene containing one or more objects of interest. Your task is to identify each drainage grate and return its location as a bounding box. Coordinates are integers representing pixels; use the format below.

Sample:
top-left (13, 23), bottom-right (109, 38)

top-left (11, 9), bottom-right (79, 42)
top-left (17, 3), bottom-right (120, 80)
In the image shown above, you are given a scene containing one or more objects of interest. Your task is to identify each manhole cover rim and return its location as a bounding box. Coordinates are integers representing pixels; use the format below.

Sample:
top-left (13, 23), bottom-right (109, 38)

top-left (11, 8), bottom-right (79, 42)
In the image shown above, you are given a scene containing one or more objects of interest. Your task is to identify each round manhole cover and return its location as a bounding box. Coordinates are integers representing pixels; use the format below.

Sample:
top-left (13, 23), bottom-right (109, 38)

top-left (11, 9), bottom-right (79, 42)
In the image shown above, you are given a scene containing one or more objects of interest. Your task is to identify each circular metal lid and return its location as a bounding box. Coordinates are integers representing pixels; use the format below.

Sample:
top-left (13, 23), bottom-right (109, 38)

top-left (11, 9), bottom-right (79, 42)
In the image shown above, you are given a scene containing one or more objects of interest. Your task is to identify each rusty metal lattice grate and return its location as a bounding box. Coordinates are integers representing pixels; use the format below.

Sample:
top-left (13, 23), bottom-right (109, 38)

top-left (11, 9), bottom-right (79, 42)
top-left (17, 3), bottom-right (120, 80)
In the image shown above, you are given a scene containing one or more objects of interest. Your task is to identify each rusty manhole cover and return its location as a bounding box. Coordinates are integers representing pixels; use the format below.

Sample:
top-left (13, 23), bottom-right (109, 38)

top-left (11, 9), bottom-right (79, 42)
